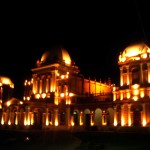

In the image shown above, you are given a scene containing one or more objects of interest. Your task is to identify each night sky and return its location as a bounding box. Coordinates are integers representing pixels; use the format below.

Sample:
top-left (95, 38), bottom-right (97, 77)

top-left (0, 0), bottom-right (150, 99)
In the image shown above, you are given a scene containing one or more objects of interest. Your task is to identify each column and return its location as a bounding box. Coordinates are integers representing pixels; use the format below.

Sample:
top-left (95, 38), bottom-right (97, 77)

top-left (25, 106), bottom-right (30, 125)
top-left (46, 78), bottom-right (49, 93)
top-left (102, 111), bottom-right (106, 125)
top-left (54, 108), bottom-right (59, 126)
top-left (120, 67), bottom-right (123, 86)
top-left (147, 63), bottom-right (150, 83)
top-left (0, 85), bottom-right (3, 102)
top-left (15, 112), bottom-right (19, 125)
top-left (113, 106), bottom-right (117, 126)
top-left (8, 107), bottom-right (12, 125)
top-left (36, 80), bottom-right (38, 93)
top-left (45, 108), bottom-right (49, 126)
top-left (142, 103), bottom-right (146, 126)
top-left (90, 111), bottom-right (94, 126)
top-left (128, 104), bottom-right (131, 126)
top-left (140, 63), bottom-right (143, 84)
top-left (50, 111), bottom-right (54, 125)
top-left (126, 66), bottom-right (130, 85)
top-left (32, 74), bottom-right (37, 94)
top-left (95, 79), bottom-right (96, 96)
top-left (39, 78), bottom-right (42, 94)
top-left (120, 91), bottom-right (123, 100)
top-left (71, 115), bottom-right (74, 126)
top-left (79, 111), bottom-right (83, 125)
top-left (51, 71), bottom-right (56, 92)
top-left (1, 112), bottom-right (5, 125)
top-left (30, 112), bottom-right (34, 125)
top-left (42, 76), bottom-right (46, 93)
top-left (121, 105), bottom-right (124, 126)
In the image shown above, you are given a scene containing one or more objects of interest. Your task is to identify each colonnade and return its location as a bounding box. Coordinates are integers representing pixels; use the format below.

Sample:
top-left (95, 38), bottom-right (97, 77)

top-left (0, 106), bottom-right (112, 128)
top-left (113, 103), bottom-right (147, 126)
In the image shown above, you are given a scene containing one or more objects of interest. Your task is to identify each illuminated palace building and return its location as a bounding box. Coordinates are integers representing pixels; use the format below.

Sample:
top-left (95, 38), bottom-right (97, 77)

top-left (0, 43), bottom-right (150, 129)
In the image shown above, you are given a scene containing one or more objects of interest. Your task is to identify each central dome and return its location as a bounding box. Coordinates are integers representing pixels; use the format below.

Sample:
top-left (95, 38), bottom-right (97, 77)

top-left (40, 46), bottom-right (71, 66)
top-left (0, 76), bottom-right (14, 86)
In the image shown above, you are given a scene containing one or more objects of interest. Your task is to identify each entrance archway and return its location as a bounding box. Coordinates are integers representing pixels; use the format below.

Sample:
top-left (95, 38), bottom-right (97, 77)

top-left (131, 105), bottom-right (142, 126)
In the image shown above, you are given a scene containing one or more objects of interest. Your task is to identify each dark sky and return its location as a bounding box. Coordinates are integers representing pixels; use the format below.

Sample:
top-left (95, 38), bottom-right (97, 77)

top-left (0, 0), bottom-right (150, 99)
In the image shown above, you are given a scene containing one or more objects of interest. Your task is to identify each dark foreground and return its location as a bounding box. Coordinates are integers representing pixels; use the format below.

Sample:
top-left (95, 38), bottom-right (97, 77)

top-left (0, 128), bottom-right (150, 150)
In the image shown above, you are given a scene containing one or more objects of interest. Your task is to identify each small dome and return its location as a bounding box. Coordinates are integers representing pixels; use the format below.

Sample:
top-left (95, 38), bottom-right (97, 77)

top-left (119, 42), bottom-right (150, 63)
top-left (39, 46), bottom-right (71, 66)
top-left (123, 42), bottom-right (149, 57)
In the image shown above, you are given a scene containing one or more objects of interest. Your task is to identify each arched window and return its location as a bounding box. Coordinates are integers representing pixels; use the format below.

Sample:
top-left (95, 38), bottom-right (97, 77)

top-left (142, 64), bottom-right (148, 83)
top-left (131, 67), bottom-right (140, 84)
top-left (123, 67), bottom-right (127, 85)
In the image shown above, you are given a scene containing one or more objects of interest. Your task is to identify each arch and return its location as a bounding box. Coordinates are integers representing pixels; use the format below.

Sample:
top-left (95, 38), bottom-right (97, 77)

top-left (32, 108), bottom-right (43, 129)
top-left (94, 108), bottom-right (102, 126)
top-left (131, 104), bottom-right (142, 126)
top-left (107, 107), bottom-right (114, 126)
top-left (60, 111), bottom-right (66, 125)
top-left (73, 109), bottom-right (80, 126)
top-left (131, 66), bottom-right (140, 84)
top-left (84, 108), bottom-right (90, 126)
top-left (115, 105), bottom-right (121, 126)
top-left (48, 109), bottom-right (53, 125)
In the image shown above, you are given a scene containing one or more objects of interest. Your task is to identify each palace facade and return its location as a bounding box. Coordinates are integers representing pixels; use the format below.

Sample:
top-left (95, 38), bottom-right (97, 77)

top-left (0, 43), bottom-right (150, 129)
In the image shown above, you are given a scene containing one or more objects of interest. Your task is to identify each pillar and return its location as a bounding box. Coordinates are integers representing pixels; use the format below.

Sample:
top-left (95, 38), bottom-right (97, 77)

top-left (54, 108), bottom-right (59, 126)
top-left (8, 107), bottom-right (12, 125)
top-left (45, 108), bottom-right (49, 126)
top-left (95, 79), bottom-right (96, 96)
top-left (32, 74), bottom-right (37, 94)
top-left (46, 78), bottom-right (49, 93)
top-left (113, 106), bottom-right (117, 126)
top-left (120, 67), bottom-right (123, 86)
top-left (79, 111), bottom-right (83, 125)
top-left (51, 71), bottom-right (56, 92)
top-left (36, 80), bottom-right (38, 93)
top-left (147, 63), bottom-right (150, 83)
top-left (25, 106), bottom-right (30, 125)
top-left (140, 63), bottom-right (143, 84)
top-left (39, 79), bottom-right (42, 94)
top-left (1, 112), bottom-right (5, 125)
top-left (128, 104), bottom-right (131, 126)
top-left (90, 111), bottom-right (94, 126)
top-left (142, 103), bottom-right (146, 126)
top-left (102, 111), bottom-right (106, 125)
top-left (121, 105), bottom-right (124, 126)
top-left (126, 66), bottom-right (130, 85)
top-left (15, 112), bottom-right (19, 125)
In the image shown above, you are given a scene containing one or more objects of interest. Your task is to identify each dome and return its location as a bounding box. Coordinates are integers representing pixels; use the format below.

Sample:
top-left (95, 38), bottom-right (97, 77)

top-left (0, 76), bottom-right (14, 87)
top-left (39, 46), bottom-right (71, 66)
top-left (123, 42), bottom-right (149, 57)
top-left (119, 42), bottom-right (150, 63)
